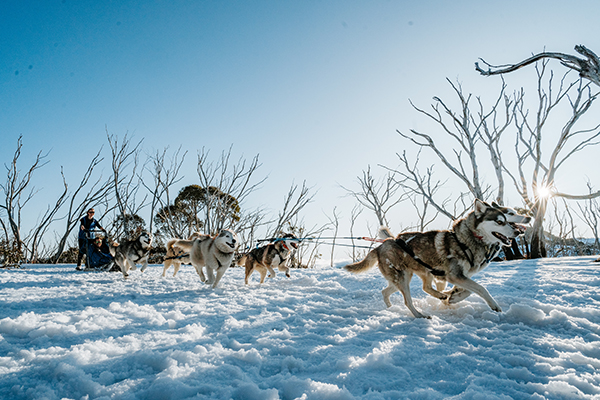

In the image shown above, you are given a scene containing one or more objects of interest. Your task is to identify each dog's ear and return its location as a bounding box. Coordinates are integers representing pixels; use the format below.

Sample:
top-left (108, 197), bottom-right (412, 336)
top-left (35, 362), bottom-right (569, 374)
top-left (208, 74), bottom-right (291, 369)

top-left (491, 201), bottom-right (500, 208)
top-left (474, 199), bottom-right (488, 216)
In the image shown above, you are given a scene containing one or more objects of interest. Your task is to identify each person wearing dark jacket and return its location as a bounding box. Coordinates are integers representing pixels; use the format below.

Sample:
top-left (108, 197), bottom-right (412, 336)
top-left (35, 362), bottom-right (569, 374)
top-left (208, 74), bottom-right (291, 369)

top-left (76, 208), bottom-right (106, 270)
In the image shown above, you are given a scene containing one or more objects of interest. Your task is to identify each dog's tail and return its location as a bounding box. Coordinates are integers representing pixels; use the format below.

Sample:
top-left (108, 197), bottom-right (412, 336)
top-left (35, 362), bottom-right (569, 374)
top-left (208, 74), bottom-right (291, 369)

top-left (171, 239), bottom-right (194, 252)
top-left (344, 249), bottom-right (379, 274)
top-left (236, 253), bottom-right (248, 267)
top-left (166, 238), bottom-right (179, 253)
top-left (378, 226), bottom-right (394, 240)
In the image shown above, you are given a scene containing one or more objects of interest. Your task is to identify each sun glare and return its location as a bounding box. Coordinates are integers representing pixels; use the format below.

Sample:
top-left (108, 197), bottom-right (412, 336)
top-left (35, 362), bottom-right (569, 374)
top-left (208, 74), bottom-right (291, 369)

top-left (535, 184), bottom-right (553, 199)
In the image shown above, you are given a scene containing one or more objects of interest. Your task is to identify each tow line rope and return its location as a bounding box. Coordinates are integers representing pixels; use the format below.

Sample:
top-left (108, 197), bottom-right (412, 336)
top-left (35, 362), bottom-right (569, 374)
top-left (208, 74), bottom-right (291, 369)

top-left (256, 236), bottom-right (385, 249)
top-left (163, 235), bottom-right (387, 259)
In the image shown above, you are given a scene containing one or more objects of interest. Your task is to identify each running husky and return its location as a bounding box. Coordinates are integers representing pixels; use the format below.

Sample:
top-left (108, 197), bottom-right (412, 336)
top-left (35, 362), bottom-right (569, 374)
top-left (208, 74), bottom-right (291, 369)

top-left (344, 199), bottom-right (525, 318)
top-left (109, 231), bottom-right (153, 278)
top-left (171, 229), bottom-right (238, 288)
top-left (162, 232), bottom-right (207, 277)
top-left (438, 201), bottom-right (531, 304)
top-left (238, 233), bottom-right (300, 284)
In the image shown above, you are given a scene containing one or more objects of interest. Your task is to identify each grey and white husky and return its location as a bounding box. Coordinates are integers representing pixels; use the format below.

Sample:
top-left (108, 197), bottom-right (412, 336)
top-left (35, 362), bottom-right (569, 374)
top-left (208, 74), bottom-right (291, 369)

top-left (109, 231), bottom-right (153, 278)
top-left (237, 233), bottom-right (301, 284)
top-left (171, 229), bottom-right (238, 288)
top-left (344, 199), bottom-right (526, 318)
top-left (439, 201), bottom-right (531, 304)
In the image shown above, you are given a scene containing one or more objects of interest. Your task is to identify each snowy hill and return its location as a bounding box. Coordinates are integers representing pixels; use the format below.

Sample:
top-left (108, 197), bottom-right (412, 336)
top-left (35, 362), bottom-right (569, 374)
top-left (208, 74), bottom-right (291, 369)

top-left (2, 257), bottom-right (600, 399)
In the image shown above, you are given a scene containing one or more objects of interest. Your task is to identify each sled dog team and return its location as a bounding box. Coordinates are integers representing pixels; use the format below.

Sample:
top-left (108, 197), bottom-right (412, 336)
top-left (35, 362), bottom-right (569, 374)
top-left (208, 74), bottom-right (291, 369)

top-left (108, 199), bottom-right (531, 318)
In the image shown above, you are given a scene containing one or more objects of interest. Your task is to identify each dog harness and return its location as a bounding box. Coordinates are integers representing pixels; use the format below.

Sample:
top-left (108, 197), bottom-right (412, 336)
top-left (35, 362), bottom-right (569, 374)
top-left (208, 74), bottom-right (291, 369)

top-left (452, 233), bottom-right (501, 270)
top-left (393, 237), bottom-right (446, 277)
top-left (273, 246), bottom-right (289, 263)
top-left (130, 241), bottom-right (149, 263)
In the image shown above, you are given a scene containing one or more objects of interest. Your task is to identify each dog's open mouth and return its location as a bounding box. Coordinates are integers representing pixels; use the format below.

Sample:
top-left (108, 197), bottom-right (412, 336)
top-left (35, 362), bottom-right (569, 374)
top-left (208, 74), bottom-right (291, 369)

top-left (227, 241), bottom-right (236, 249)
top-left (290, 241), bottom-right (299, 249)
top-left (509, 222), bottom-right (527, 234)
top-left (492, 232), bottom-right (512, 246)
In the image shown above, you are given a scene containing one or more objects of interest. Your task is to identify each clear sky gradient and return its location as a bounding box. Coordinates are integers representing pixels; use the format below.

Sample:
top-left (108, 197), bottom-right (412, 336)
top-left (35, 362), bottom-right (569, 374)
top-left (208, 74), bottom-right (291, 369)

top-left (2, 0), bottom-right (600, 238)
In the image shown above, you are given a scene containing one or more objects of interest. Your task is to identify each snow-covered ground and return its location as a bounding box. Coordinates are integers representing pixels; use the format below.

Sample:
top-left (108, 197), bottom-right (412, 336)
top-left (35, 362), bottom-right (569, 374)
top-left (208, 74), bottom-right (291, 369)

top-left (2, 256), bottom-right (600, 400)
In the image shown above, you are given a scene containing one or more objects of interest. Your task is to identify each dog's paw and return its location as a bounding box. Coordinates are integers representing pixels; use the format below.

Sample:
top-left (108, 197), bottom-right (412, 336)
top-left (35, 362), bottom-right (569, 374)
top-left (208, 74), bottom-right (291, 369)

top-left (285, 272), bottom-right (291, 278)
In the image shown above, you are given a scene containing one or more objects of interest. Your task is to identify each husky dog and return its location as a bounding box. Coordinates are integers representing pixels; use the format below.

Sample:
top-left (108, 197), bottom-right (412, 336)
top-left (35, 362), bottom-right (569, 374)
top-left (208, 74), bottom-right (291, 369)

top-left (440, 201), bottom-right (531, 304)
top-left (162, 232), bottom-right (208, 277)
top-left (238, 233), bottom-right (301, 284)
top-left (344, 199), bottom-right (524, 318)
top-left (109, 231), bottom-right (153, 278)
top-left (171, 229), bottom-right (238, 288)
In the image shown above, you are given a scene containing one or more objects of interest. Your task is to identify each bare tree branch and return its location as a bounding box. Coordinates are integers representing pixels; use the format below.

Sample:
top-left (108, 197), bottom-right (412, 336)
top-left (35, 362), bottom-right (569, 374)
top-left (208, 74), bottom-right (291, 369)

top-left (476, 45), bottom-right (600, 87)
top-left (341, 165), bottom-right (407, 226)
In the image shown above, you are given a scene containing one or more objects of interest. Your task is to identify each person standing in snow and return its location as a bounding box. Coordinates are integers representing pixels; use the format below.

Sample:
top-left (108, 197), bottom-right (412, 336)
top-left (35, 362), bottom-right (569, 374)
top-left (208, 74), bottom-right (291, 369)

top-left (76, 208), bottom-right (106, 270)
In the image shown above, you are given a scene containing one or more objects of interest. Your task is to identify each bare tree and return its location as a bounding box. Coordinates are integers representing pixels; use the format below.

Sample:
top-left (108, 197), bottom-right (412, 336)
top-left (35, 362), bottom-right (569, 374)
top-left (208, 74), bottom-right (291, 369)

top-left (394, 79), bottom-right (516, 221)
top-left (406, 193), bottom-right (440, 232)
top-left (501, 62), bottom-right (600, 258)
top-left (231, 207), bottom-right (268, 253)
top-left (576, 183), bottom-right (600, 253)
top-left (0, 136), bottom-right (49, 266)
top-left (196, 146), bottom-right (266, 235)
top-left (24, 169), bottom-right (68, 263)
top-left (389, 150), bottom-right (456, 222)
top-left (326, 207), bottom-right (340, 268)
top-left (106, 130), bottom-right (145, 239)
top-left (140, 146), bottom-right (187, 240)
top-left (476, 45), bottom-right (600, 87)
top-left (341, 165), bottom-right (407, 227)
top-left (287, 221), bottom-right (329, 269)
top-left (268, 180), bottom-right (315, 237)
top-left (348, 205), bottom-right (365, 262)
top-left (546, 198), bottom-right (588, 257)
top-left (50, 150), bottom-right (113, 263)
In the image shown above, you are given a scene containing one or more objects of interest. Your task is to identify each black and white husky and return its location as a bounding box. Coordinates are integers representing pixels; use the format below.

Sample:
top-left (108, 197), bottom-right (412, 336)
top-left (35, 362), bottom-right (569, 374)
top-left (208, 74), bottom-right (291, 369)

top-left (344, 200), bottom-right (527, 318)
top-left (109, 231), bottom-right (152, 278)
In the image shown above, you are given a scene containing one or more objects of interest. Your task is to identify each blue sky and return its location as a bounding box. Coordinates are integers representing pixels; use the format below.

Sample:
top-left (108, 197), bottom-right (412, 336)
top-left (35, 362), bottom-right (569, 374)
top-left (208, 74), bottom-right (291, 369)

top-left (2, 0), bottom-right (600, 238)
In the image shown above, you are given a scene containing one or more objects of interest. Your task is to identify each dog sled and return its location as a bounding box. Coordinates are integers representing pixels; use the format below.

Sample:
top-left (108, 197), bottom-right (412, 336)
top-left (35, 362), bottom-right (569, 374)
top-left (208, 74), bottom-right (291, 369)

top-left (82, 230), bottom-right (116, 271)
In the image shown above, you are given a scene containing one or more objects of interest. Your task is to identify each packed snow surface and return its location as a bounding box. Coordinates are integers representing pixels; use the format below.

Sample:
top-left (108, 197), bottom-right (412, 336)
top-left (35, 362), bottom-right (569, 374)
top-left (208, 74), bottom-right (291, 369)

top-left (2, 256), bottom-right (600, 399)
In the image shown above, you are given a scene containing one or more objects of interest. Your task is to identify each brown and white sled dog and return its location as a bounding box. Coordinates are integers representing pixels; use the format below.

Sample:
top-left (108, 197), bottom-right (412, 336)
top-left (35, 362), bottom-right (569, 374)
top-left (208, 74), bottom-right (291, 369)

top-left (162, 232), bottom-right (208, 277)
top-left (344, 200), bottom-right (525, 318)
top-left (109, 231), bottom-right (153, 278)
top-left (171, 229), bottom-right (238, 288)
top-left (237, 233), bottom-right (300, 284)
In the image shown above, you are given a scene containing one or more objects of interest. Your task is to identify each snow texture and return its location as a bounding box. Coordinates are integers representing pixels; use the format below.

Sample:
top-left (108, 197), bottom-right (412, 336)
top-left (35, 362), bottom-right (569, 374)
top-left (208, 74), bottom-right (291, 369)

top-left (2, 256), bottom-right (600, 399)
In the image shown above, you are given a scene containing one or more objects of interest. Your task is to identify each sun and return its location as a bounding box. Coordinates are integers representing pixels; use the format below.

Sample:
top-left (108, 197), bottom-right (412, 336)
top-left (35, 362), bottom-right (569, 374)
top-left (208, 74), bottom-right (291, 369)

top-left (535, 183), bottom-right (553, 199)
